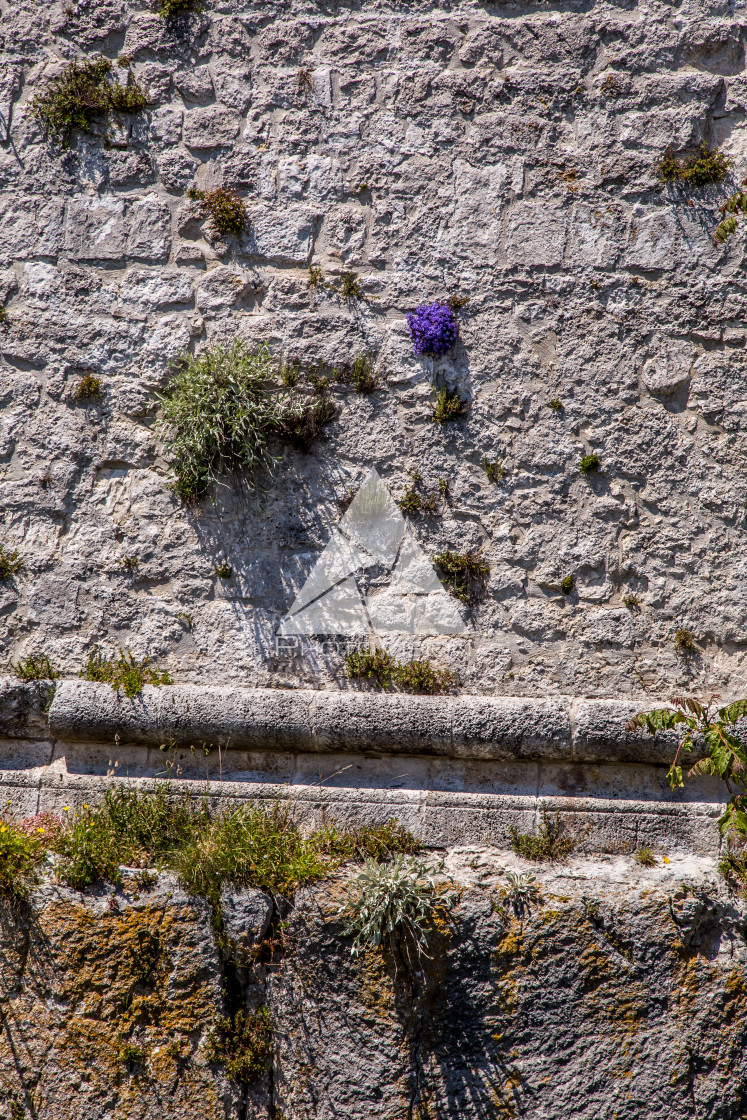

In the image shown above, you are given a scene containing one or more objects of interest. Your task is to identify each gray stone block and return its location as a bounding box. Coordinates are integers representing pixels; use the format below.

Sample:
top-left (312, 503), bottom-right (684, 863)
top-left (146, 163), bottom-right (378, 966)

top-left (571, 699), bottom-right (680, 765)
top-left (310, 691), bottom-right (452, 756)
top-left (220, 886), bottom-right (274, 948)
top-left (452, 695), bottom-right (572, 759)
top-left (0, 676), bottom-right (52, 740)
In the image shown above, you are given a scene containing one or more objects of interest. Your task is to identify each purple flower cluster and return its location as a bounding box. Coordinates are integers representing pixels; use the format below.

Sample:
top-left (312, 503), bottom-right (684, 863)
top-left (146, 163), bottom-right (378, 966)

top-left (406, 302), bottom-right (458, 356)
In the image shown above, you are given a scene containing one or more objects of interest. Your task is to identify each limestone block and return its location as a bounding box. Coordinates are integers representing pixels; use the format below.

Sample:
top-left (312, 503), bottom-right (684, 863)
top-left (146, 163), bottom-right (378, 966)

top-left (156, 685), bottom-right (316, 751)
top-left (311, 691), bottom-right (452, 756)
top-left (571, 699), bottom-right (680, 765)
top-left (0, 195), bottom-right (38, 264)
top-left (246, 204), bottom-right (318, 264)
top-left (625, 207), bottom-right (678, 270)
top-left (127, 194), bottom-right (172, 261)
top-left (452, 696), bottom-right (572, 760)
top-left (64, 195), bottom-right (127, 261)
top-left (118, 268), bottom-right (194, 310)
top-left (196, 266), bottom-right (253, 313)
top-left (148, 107), bottom-right (183, 146)
top-left (506, 202), bottom-right (568, 267)
top-left (183, 105), bottom-right (240, 148)
top-left (0, 677), bottom-right (52, 740)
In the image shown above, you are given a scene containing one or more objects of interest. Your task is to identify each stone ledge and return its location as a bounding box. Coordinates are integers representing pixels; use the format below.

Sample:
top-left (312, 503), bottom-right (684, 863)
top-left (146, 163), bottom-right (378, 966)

top-left (33, 679), bottom-right (682, 764)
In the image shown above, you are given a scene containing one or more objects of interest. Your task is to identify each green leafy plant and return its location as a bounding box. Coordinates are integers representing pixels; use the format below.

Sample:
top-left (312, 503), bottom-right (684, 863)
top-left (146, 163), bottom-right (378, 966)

top-left (121, 555), bottom-right (138, 573)
top-left (433, 549), bottom-right (489, 605)
top-left (446, 294), bottom-right (469, 310)
top-left (74, 373), bottom-right (102, 400)
top-left (9, 654), bottom-right (58, 682)
top-left (345, 647), bottom-right (398, 688)
top-left (623, 592), bottom-right (640, 610)
top-left (495, 871), bottom-right (540, 918)
top-left (272, 395), bottom-right (337, 452)
top-left (627, 697), bottom-right (747, 844)
top-left (313, 819), bottom-right (420, 863)
top-left (396, 471), bottom-right (438, 516)
top-left (658, 143), bottom-right (730, 188)
top-left (482, 456), bottom-right (505, 483)
top-left (0, 821), bottom-right (43, 899)
top-left (579, 453), bottom-right (599, 474)
top-left (393, 659), bottom-right (455, 695)
top-left (188, 187), bottom-right (245, 237)
top-left (712, 187), bottom-right (747, 245)
top-left (80, 648), bottom-right (172, 699)
top-left (548, 398), bottom-right (563, 411)
top-left (158, 341), bottom-right (303, 503)
top-left (633, 847), bottom-right (656, 867)
top-left (0, 305), bottom-right (9, 327)
top-left (338, 272), bottom-right (362, 301)
top-left (0, 545), bottom-right (22, 580)
top-left (340, 855), bottom-right (455, 960)
top-left (509, 803), bottom-right (575, 861)
top-left (206, 1008), bottom-right (272, 1085)
top-left (560, 575), bottom-right (574, 595)
top-left (30, 58), bottom-right (147, 147)
top-left (278, 360), bottom-right (299, 388)
top-left (214, 562), bottom-right (233, 578)
top-left (118, 1041), bottom-right (145, 1068)
top-left (432, 385), bottom-right (468, 424)
top-left (307, 266), bottom-right (323, 289)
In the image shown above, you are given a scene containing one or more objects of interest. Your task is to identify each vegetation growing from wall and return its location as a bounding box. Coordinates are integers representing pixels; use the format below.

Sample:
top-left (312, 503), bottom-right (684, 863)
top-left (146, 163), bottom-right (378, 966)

top-left (0, 545), bottom-right (22, 580)
top-left (74, 373), bottom-right (102, 400)
top-left (627, 697), bottom-right (747, 849)
top-left (9, 654), bottom-right (58, 681)
top-left (81, 648), bottom-right (173, 698)
top-left (0, 788), bottom-right (419, 901)
top-left (340, 854), bottom-right (455, 960)
top-left (187, 187), bottom-right (245, 237)
top-left (509, 803), bottom-right (576, 861)
top-left (157, 0), bottom-right (203, 17)
top-left (433, 549), bottom-right (489, 605)
top-left (157, 342), bottom-right (308, 503)
top-left (658, 144), bottom-right (730, 188)
top-left (345, 647), bottom-right (455, 694)
top-left (205, 1008), bottom-right (272, 1084)
top-left (432, 385), bottom-right (468, 424)
top-left (713, 187), bottom-right (747, 245)
top-left (30, 58), bottom-right (148, 146)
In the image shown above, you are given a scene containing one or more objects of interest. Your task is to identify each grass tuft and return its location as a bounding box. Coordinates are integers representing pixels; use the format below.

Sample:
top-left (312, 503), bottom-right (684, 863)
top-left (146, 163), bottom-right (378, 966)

top-left (31, 58), bottom-right (147, 147)
top-left (659, 143), bottom-right (730, 189)
top-left (74, 373), bottom-right (103, 400)
top-left (579, 453), bottom-right (599, 474)
top-left (206, 1008), bottom-right (272, 1085)
top-left (158, 341), bottom-right (307, 503)
top-left (80, 647), bottom-right (172, 698)
top-left (189, 186), bottom-right (245, 237)
top-left (432, 385), bottom-right (468, 424)
top-left (9, 654), bottom-right (58, 681)
top-left (633, 846), bottom-right (656, 867)
top-left (509, 803), bottom-right (575, 861)
top-left (345, 648), bottom-right (455, 695)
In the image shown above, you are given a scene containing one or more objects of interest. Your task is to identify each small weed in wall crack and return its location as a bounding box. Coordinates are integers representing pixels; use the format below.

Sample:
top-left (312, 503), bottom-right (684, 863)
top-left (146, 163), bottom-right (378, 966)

top-left (579, 453), bottom-right (600, 474)
top-left (432, 385), bottom-right (468, 424)
top-left (433, 549), bottom-right (489, 605)
top-left (187, 186), bottom-right (245, 237)
top-left (9, 654), bottom-right (58, 682)
top-left (0, 545), bottom-right (22, 580)
top-left (509, 803), bottom-right (576, 861)
top-left (157, 0), bottom-right (203, 17)
top-left (74, 373), bottom-right (103, 400)
top-left (345, 647), bottom-right (455, 695)
top-left (81, 647), bottom-right (173, 698)
top-left (659, 144), bottom-right (730, 189)
top-left (205, 1008), bottom-right (272, 1085)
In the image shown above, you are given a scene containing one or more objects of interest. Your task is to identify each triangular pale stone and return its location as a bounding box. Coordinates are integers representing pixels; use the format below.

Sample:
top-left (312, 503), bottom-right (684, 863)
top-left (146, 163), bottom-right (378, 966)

top-left (337, 467), bottom-right (405, 567)
top-left (388, 531), bottom-right (445, 594)
top-left (283, 529), bottom-right (371, 616)
top-left (366, 587), bottom-right (466, 635)
top-left (279, 577), bottom-right (371, 635)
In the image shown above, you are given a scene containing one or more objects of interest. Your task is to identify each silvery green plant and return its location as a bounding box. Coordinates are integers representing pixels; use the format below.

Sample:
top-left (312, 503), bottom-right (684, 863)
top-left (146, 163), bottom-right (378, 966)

top-left (340, 854), bottom-right (456, 960)
top-left (158, 341), bottom-right (302, 504)
top-left (504, 871), bottom-right (539, 915)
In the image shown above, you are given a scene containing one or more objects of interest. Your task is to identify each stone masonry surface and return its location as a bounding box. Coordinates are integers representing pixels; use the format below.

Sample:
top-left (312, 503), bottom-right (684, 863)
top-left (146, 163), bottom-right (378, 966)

top-left (3, 0), bottom-right (747, 698)
top-left (0, 853), bottom-right (745, 1119)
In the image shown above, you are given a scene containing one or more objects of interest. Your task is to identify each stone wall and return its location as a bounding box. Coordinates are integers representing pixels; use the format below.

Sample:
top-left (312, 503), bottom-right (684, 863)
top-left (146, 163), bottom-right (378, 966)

top-left (3, 0), bottom-right (747, 699)
top-left (0, 854), bottom-right (745, 1119)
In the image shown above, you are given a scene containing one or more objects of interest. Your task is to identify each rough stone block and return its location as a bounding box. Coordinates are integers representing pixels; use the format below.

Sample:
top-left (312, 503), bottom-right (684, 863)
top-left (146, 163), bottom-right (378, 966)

top-left (126, 194), bottom-right (172, 260)
top-left (220, 886), bottom-right (274, 948)
top-left (452, 696), bottom-right (571, 759)
top-left (0, 677), bottom-right (52, 740)
top-left (64, 195), bottom-right (127, 260)
top-left (183, 106), bottom-right (240, 148)
top-left (310, 691), bottom-right (452, 756)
